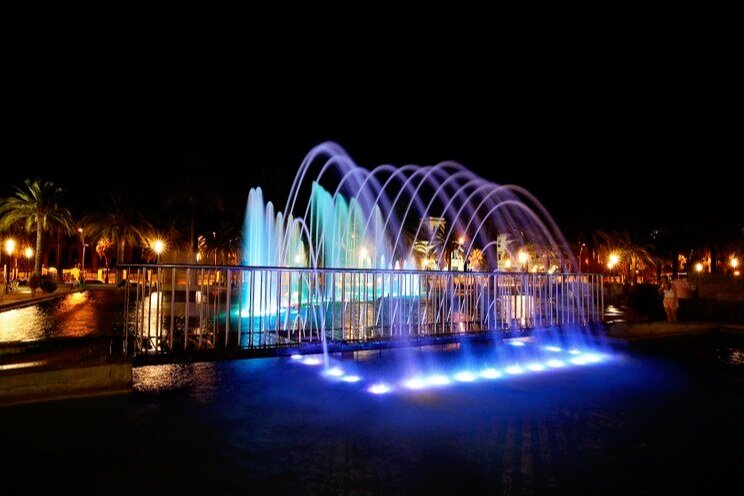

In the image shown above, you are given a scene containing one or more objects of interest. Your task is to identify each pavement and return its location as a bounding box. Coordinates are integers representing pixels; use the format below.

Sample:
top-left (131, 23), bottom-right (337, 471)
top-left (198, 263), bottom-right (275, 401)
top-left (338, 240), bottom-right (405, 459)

top-left (606, 321), bottom-right (744, 340)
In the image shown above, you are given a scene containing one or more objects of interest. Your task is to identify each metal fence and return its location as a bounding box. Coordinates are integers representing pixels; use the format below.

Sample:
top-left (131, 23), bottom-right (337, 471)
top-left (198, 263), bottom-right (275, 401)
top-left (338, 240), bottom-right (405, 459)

top-left (122, 264), bottom-right (603, 356)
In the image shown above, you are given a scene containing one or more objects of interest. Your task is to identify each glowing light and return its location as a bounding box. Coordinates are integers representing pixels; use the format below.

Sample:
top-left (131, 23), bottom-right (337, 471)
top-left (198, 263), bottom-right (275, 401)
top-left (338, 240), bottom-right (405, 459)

top-left (735, 270), bottom-right (741, 277)
top-left (454, 371), bottom-right (477, 382)
top-left (368, 383), bottom-right (391, 394)
top-left (152, 239), bottom-right (166, 256)
top-left (608, 253), bottom-right (620, 269)
top-left (505, 365), bottom-right (523, 375)
top-left (504, 259), bottom-right (512, 269)
top-left (582, 353), bottom-right (602, 363)
top-left (547, 359), bottom-right (565, 368)
top-left (294, 254), bottom-right (302, 263)
top-left (480, 368), bottom-right (502, 379)
top-left (695, 262), bottom-right (703, 273)
top-left (359, 246), bottom-right (368, 259)
top-left (544, 346), bottom-right (562, 352)
top-left (324, 366), bottom-right (344, 377)
top-left (526, 363), bottom-right (545, 372)
top-left (341, 375), bottom-right (361, 383)
top-left (426, 375), bottom-right (451, 386)
top-left (24, 247), bottom-right (33, 259)
top-left (290, 354), bottom-right (303, 360)
top-left (508, 340), bottom-right (525, 347)
top-left (569, 349), bottom-right (581, 355)
top-left (571, 356), bottom-right (589, 365)
top-left (731, 258), bottom-right (738, 269)
top-left (404, 377), bottom-right (427, 390)
top-left (4, 238), bottom-right (15, 256)
top-left (302, 357), bottom-right (321, 365)
top-left (518, 251), bottom-right (529, 265)
top-left (457, 236), bottom-right (465, 245)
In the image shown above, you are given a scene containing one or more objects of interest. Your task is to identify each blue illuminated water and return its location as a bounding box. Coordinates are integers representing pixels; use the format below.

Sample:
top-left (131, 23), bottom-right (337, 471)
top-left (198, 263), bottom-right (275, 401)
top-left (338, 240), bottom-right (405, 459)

top-left (2, 333), bottom-right (743, 494)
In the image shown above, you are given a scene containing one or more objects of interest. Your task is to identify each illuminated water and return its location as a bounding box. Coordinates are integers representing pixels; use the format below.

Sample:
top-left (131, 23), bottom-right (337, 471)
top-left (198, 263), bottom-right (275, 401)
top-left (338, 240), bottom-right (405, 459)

top-left (2, 334), bottom-right (743, 494)
top-left (0, 290), bottom-right (123, 343)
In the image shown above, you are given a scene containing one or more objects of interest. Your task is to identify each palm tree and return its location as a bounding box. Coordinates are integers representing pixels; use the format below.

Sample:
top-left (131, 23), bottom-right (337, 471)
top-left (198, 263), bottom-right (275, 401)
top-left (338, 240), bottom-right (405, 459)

top-left (95, 238), bottom-right (113, 283)
top-left (84, 192), bottom-right (153, 283)
top-left (0, 179), bottom-right (73, 275)
top-left (198, 219), bottom-right (242, 265)
top-left (595, 230), bottom-right (657, 281)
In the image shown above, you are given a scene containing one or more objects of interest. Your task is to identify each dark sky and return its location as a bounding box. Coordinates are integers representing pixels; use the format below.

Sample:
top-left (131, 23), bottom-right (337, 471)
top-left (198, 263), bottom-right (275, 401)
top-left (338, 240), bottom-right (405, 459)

top-left (4, 55), bottom-right (740, 241)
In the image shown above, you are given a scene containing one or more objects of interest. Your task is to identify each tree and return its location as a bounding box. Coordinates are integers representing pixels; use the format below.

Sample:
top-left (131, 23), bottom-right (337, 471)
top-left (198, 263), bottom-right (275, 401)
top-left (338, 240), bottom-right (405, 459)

top-left (0, 179), bottom-right (73, 275)
top-left (198, 219), bottom-right (242, 265)
top-left (83, 192), bottom-right (152, 283)
top-left (95, 238), bottom-right (113, 283)
top-left (595, 230), bottom-right (657, 281)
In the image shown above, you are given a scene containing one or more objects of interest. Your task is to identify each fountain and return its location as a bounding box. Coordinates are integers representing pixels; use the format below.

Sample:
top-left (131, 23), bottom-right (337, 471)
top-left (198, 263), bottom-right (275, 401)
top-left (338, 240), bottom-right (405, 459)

top-left (233, 141), bottom-right (606, 391)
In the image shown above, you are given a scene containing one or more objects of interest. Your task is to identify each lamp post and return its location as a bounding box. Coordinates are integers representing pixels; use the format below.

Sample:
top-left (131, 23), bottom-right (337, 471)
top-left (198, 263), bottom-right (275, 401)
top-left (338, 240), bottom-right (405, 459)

top-left (518, 250), bottom-right (529, 271)
top-left (24, 247), bottom-right (33, 279)
top-left (578, 243), bottom-right (586, 273)
top-left (4, 238), bottom-right (15, 294)
top-left (153, 239), bottom-right (165, 265)
top-left (608, 253), bottom-right (620, 283)
top-left (77, 228), bottom-right (86, 281)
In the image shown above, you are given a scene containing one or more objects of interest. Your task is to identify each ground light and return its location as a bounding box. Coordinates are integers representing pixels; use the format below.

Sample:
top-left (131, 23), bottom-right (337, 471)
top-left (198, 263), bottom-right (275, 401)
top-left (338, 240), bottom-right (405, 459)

top-left (291, 345), bottom-right (608, 396)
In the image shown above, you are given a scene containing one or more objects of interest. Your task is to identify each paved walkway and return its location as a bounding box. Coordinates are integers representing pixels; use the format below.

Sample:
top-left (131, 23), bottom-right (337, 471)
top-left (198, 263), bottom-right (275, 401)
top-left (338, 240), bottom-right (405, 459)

top-left (607, 321), bottom-right (744, 340)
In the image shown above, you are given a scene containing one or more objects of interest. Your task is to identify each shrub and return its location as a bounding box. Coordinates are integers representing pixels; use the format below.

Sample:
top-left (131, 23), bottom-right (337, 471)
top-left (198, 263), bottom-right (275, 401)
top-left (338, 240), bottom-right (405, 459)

top-left (40, 275), bottom-right (58, 293)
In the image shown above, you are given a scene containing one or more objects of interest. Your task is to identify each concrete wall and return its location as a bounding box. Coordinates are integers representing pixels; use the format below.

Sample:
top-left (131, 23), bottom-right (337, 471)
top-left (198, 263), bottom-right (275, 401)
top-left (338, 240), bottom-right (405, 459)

top-left (0, 361), bottom-right (132, 406)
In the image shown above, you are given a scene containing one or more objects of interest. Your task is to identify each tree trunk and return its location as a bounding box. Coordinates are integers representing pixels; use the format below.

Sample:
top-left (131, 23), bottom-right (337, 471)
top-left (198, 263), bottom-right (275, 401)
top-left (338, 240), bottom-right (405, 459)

top-left (34, 224), bottom-right (43, 275)
top-left (56, 229), bottom-right (61, 267)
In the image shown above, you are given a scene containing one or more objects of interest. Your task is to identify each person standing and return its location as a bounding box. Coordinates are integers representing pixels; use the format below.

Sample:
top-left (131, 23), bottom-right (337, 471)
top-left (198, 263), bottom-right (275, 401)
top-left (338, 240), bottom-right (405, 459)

top-left (660, 278), bottom-right (678, 322)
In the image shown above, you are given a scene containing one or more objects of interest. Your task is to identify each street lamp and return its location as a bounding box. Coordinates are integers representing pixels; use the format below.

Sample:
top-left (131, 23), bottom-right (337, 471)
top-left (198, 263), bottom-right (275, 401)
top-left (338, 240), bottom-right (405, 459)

top-left (77, 228), bottom-right (87, 279)
top-left (24, 247), bottom-right (33, 279)
top-left (518, 251), bottom-right (529, 270)
top-left (153, 238), bottom-right (166, 265)
top-left (4, 238), bottom-right (15, 293)
top-left (607, 252), bottom-right (620, 283)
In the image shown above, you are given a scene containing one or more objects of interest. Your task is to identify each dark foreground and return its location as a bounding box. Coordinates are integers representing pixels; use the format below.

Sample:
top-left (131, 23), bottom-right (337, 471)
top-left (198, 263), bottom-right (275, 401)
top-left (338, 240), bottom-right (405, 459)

top-left (1, 333), bottom-right (743, 495)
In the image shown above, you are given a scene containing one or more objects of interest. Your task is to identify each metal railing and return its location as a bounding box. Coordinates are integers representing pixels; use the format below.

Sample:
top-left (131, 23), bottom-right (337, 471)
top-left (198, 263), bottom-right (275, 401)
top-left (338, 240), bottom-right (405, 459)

top-left (122, 264), bottom-right (603, 356)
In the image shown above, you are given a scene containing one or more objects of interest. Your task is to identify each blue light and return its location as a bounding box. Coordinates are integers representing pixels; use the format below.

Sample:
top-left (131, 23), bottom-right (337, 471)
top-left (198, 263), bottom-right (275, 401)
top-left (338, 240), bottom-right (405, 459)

top-left (290, 354), bottom-right (303, 360)
top-left (505, 365), bottom-right (524, 375)
top-left (302, 357), bottom-right (321, 365)
top-left (454, 371), bottom-right (477, 382)
top-left (544, 346), bottom-right (562, 352)
top-left (527, 363), bottom-right (545, 372)
top-left (508, 341), bottom-right (526, 347)
top-left (426, 375), bottom-right (451, 386)
top-left (546, 359), bottom-right (565, 368)
top-left (583, 353), bottom-right (602, 363)
top-left (324, 366), bottom-right (344, 377)
top-left (570, 356), bottom-right (589, 365)
top-left (480, 368), bottom-right (502, 379)
top-left (369, 383), bottom-right (391, 394)
top-left (569, 349), bottom-right (581, 355)
top-left (403, 378), bottom-right (427, 390)
top-left (341, 375), bottom-right (361, 383)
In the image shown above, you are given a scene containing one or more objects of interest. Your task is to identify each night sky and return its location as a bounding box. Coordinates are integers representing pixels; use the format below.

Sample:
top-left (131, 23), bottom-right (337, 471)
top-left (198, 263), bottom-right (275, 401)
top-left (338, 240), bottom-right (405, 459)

top-left (5, 67), bottom-right (740, 241)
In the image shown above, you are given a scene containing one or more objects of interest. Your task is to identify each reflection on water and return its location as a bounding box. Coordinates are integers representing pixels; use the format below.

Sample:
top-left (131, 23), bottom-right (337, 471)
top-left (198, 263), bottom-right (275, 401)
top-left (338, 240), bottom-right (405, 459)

top-left (0, 290), bottom-right (124, 342)
top-left (134, 362), bottom-right (218, 403)
top-left (2, 335), bottom-right (743, 494)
